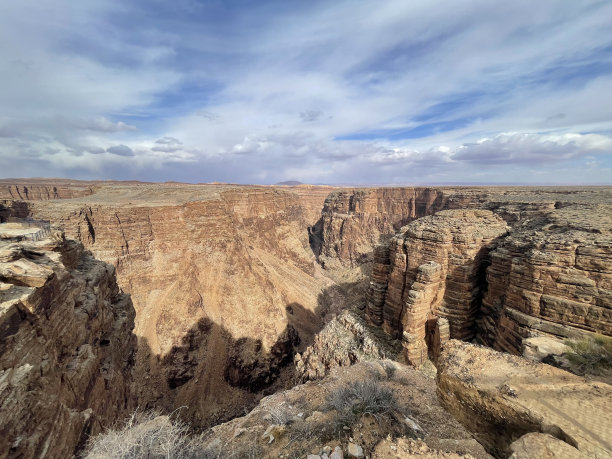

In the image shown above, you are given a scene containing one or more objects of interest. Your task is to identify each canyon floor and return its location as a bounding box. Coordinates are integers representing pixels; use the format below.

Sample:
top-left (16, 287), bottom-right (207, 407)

top-left (1, 180), bottom-right (611, 458)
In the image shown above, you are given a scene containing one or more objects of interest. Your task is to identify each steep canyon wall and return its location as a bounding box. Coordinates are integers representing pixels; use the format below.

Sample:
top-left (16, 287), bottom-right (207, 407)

top-left (362, 191), bottom-right (612, 364)
top-left (6, 183), bottom-right (332, 426)
top-left (0, 230), bottom-right (136, 458)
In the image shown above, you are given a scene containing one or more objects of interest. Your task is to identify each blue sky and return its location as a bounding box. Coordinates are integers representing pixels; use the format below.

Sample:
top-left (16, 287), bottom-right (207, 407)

top-left (1, 0), bottom-right (612, 184)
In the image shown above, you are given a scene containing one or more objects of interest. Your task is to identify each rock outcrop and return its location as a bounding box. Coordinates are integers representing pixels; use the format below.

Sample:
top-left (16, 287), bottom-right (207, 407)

top-left (479, 206), bottom-right (612, 354)
top-left (294, 310), bottom-right (401, 380)
top-left (197, 360), bottom-right (489, 458)
top-left (0, 179), bottom-right (95, 200)
top-left (366, 210), bottom-right (508, 365)
top-left (312, 188), bottom-right (447, 268)
top-left (0, 227), bottom-right (136, 458)
top-left (437, 340), bottom-right (612, 458)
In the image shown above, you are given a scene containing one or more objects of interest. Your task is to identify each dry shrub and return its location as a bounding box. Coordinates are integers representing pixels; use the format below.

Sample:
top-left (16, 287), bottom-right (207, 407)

top-left (326, 378), bottom-right (395, 433)
top-left (84, 410), bottom-right (207, 459)
top-left (564, 334), bottom-right (612, 376)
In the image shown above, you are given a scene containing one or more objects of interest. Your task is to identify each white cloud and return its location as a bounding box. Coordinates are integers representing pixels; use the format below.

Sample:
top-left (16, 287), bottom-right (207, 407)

top-left (452, 132), bottom-right (612, 163)
top-left (1, 0), bottom-right (612, 183)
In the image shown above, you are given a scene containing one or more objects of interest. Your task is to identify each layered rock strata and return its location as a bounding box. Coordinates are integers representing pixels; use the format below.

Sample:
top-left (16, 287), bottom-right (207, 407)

top-left (367, 210), bottom-right (508, 365)
top-left (7, 183), bottom-right (332, 427)
top-left (312, 187), bottom-right (447, 267)
top-left (0, 228), bottom-right (136, 458)
top-left (0, 179), bottom-right (95, 200)
top-left (437, 340), bottom-right (612, 458)
top-left (479, 206), bottom-right (612, 354)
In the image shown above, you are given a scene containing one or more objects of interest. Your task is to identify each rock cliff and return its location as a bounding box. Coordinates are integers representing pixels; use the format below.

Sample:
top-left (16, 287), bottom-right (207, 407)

top-left (362, 195), bottom-right (611, 364)
top-left (3, 180), bottom-right (612, 444)
top-left (311, 187), bottom-right (447, 268)
top-left (5, 183), bottom-right (333, 427)
top-left (0, 179), bottom-right (95, 200)
top-left (0, 227), bottom-right (136, 458)
top-left (366, 210), bottom-right (508, 365)
top-left (479, 206), bottom-right (612, 354)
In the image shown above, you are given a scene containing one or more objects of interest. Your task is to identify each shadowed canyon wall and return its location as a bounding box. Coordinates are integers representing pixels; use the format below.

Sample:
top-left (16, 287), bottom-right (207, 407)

top-left (0, 231), bottom-right (135, 458)
top-left (311, 187), bottom-right (448, 267)
top-left (3, 183), bottom-right (334, 427)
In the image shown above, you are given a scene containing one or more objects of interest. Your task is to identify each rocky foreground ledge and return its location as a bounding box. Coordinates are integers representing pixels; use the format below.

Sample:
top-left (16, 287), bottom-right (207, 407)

top-left (0, 227), bottom-right (136, 458)
top-left (437, 340), bottom-right (612, 458)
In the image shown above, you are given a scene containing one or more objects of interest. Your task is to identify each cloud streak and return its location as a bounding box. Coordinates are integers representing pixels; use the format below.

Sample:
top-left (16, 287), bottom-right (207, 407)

top-left (0, 0), bottom-right (611, 184)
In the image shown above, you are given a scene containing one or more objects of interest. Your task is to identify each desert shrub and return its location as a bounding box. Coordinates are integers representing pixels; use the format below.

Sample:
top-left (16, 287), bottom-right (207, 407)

top-left (326, 379), bottom-right (395, 432)
top-left (84, 410), bottom-right (203, 459)
top-left (381, 361), bottom-right (397, 379)
top-left (564, 334), bottom-right (612, 376)
top-left (265, 405), bottom-right (293, 426)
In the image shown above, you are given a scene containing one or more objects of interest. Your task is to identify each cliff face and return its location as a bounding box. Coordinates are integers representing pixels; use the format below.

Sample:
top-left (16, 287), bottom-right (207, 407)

top-left (479, 206), bottom-right (612, 354)
top-left (312, 187), bottom-right (447, 267)
top-left (12, 183), bottom-right (332, 427)
top-left (0, 229), bottom-right (136, 458)
top-left (363, 196), bottom-right (611, 364)
top-left (0, 180), bottom-right (95, 200)
top-left (366, 210), bottom-right (508, 365)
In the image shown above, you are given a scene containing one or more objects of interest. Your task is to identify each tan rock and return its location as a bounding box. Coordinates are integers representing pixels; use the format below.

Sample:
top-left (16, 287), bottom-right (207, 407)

top-left (0, 231), bottom-right (136, 458)
top-left (437, 340), bottom-right (612, 458)
top-left (509, 432), bottom-right (589, 458)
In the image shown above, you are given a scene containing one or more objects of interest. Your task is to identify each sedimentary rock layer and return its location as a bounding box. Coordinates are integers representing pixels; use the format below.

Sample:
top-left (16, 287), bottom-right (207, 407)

top-left (0, 179), bottom-right (95, 200)
top-left (368, 210), bottom-right (508, 364)
top-left (437, 340), bottom-right (612, 458)
top-left (312, 187), bottom-right (448, 267)
top-left (0, 230), bottom-right (136, 458)
top-left (8, 183), bottom-right (331, 427)
top-left (479, 206), bottom-right (612, 353)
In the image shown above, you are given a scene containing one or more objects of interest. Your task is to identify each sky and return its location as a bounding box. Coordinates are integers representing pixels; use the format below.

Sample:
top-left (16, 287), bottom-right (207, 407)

top-left (1, 0), bottom-right (612, 185)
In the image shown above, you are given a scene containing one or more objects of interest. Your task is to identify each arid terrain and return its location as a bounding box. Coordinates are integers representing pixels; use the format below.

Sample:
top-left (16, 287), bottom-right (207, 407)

top-left (1, 179), bottom-right (611, 458)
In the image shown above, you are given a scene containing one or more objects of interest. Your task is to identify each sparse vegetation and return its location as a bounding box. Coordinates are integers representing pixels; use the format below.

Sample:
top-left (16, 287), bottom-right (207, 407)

top-left (326, 378), bottom-right (396, 434)
top-left (84, 410), bottom-right (205, 459)
top-left (564, 334), bottom-right (612, 376)
top-left (265, 405), bottom-right (293, 426)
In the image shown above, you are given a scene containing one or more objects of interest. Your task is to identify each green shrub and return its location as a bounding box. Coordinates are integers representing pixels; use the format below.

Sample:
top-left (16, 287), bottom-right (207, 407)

top-left (564, 334), bottom-right (612, 376)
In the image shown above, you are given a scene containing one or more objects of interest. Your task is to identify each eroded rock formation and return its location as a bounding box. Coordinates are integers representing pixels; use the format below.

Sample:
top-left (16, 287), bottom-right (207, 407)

top-left (0, 179), bottom-right (95, 200)
top-left (437, 340), bottom-right (612, 458)
top-left (312, 187), bottom-right (447, 267)
top-left (4, 183), bottom-right (332, 427)
top-left (294, 310), bottom-right (401, 380)
top-left (479, 206), bottom-right (612, 354)
top-left (366, 210), bottom-right (508, 364)
top-left (0, 228), bottom-right (136, 458)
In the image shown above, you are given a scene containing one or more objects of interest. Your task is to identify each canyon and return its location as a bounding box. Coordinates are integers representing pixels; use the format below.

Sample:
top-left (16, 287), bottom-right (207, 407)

top-left (0, 179), bottom-right (611, 458)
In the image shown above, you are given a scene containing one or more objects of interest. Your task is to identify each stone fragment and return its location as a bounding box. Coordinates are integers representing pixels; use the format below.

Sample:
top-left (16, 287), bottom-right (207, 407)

top-left (261, 424), bottom-right (286, 443)
top-left (347, 442), bottom-right (364, 458)
top-left (509, 432), bottom-right (589, 458)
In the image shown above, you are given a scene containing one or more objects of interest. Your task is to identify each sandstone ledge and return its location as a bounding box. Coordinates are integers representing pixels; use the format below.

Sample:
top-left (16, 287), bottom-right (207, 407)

top-left (437, 340), bottom-right (612, 458)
